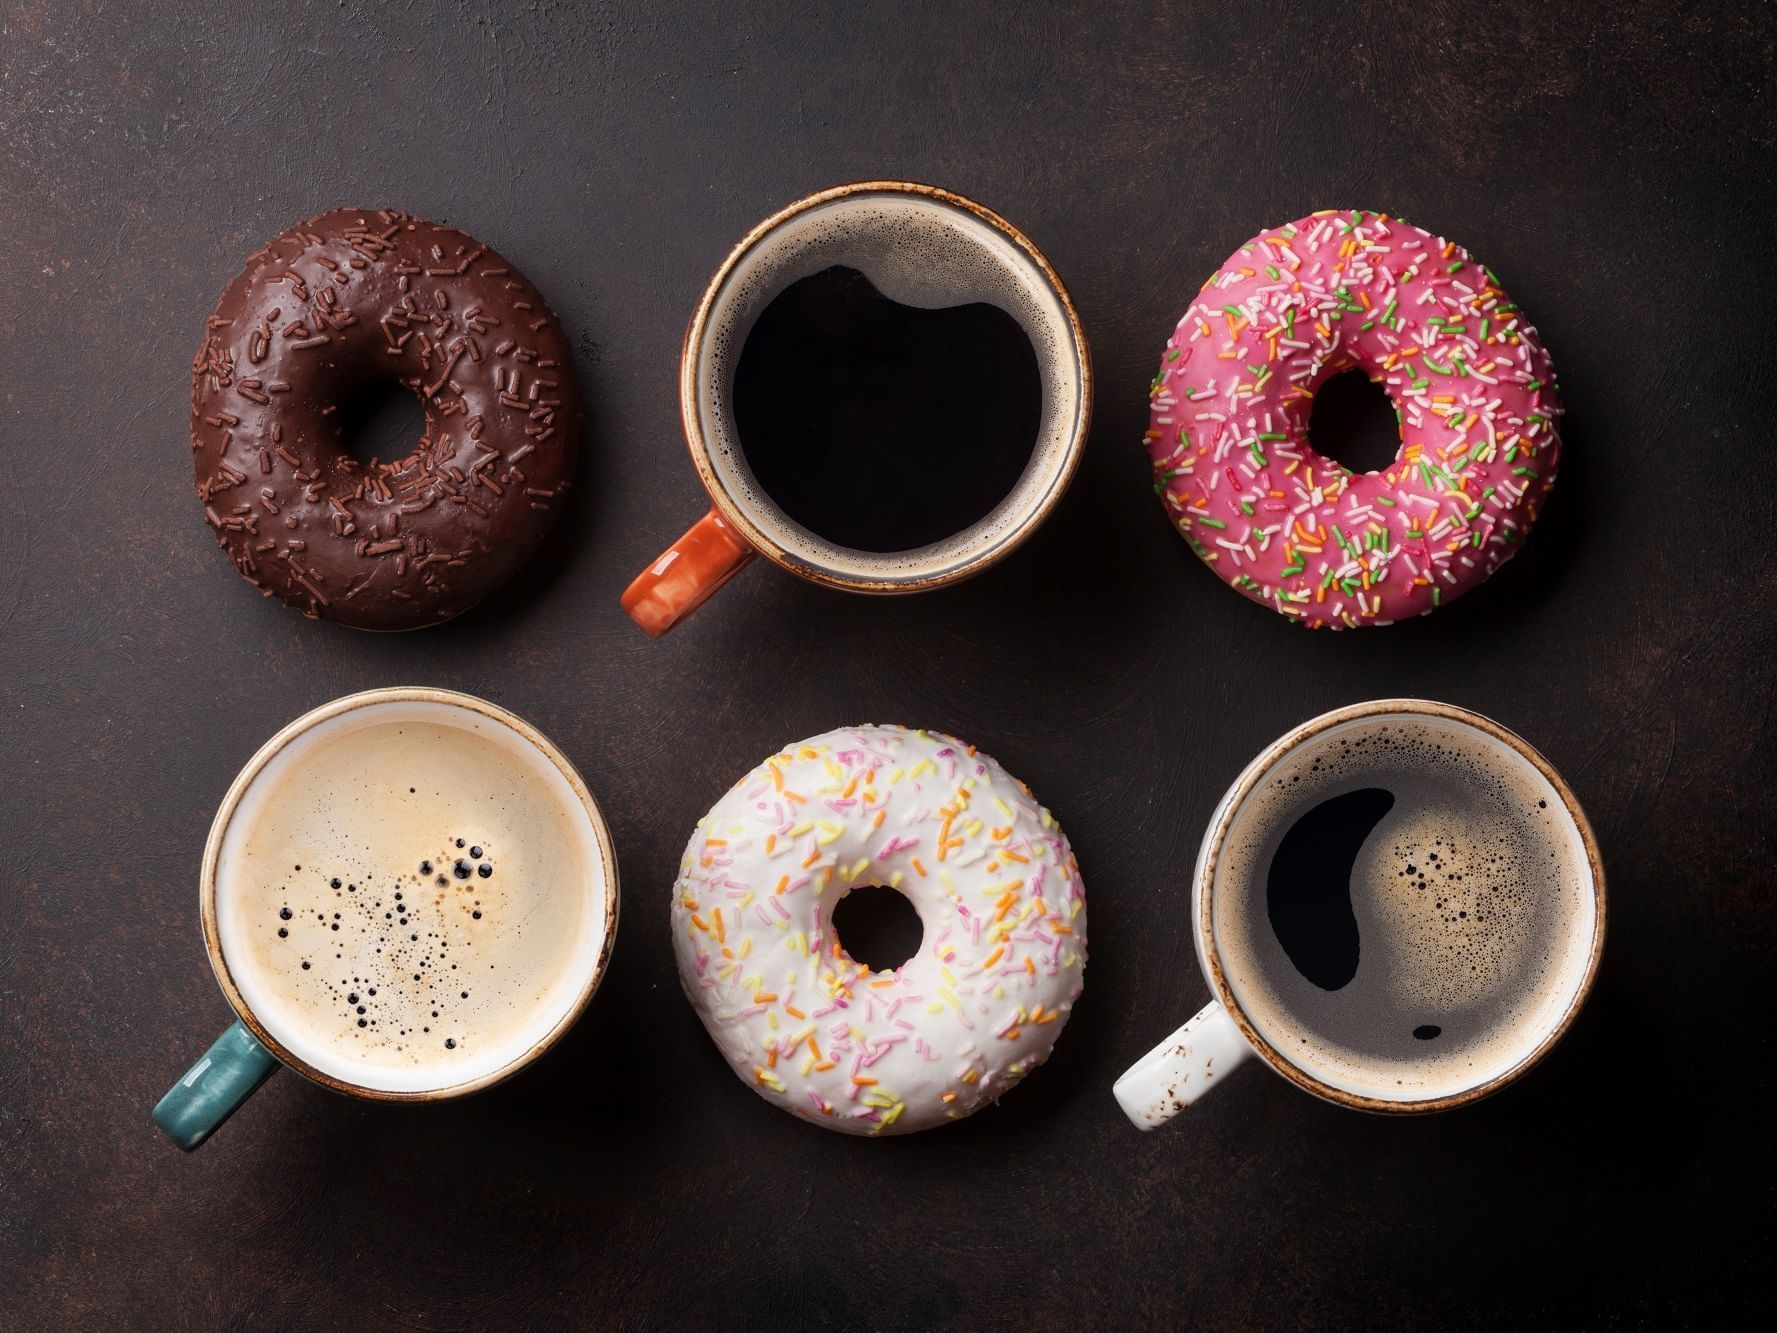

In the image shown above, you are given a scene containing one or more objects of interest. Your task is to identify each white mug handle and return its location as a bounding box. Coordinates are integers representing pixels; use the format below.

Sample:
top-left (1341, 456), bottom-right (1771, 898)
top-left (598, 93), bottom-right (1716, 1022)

top-left (1113, 1000), bottom-right (1253, 1129)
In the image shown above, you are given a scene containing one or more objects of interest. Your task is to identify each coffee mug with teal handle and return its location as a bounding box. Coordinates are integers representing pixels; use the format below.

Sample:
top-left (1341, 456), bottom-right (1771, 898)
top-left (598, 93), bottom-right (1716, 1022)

top-left (153, 687), bottom-right (621, 1151)
top-left (154, 1021), bottom-right (282, 1150)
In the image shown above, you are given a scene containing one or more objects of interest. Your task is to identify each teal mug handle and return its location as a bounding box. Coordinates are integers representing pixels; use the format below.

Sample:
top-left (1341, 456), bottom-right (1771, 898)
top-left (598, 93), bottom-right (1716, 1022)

top-left (153, 1019), bottom-right (282, 1151)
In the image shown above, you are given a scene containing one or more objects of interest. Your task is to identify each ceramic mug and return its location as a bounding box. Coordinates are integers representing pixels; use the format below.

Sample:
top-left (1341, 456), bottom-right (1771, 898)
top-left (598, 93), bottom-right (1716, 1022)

top-left (153, 688), bottom-right (620, 1149)
top-left (621, 179), bottom-right (1092, 636)
top-left (1115, 699), bottom-right (1605, 1126)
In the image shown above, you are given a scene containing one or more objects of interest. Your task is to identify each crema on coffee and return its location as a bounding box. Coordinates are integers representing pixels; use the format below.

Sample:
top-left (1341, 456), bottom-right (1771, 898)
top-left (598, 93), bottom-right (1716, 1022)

top-left (212, 701), bottom-right (608, 1094)
top-left (1212, 714), bottom-right (1597, 1102)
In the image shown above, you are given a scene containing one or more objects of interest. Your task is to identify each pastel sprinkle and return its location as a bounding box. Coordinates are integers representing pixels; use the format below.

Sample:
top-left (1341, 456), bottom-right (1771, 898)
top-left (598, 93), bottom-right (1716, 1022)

top-left (670, 726), bottom-right (1088, 1136)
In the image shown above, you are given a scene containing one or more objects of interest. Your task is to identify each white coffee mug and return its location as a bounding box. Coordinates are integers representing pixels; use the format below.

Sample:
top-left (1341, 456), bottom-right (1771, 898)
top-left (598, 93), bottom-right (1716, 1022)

top-left (1115, 699), bottom-right (1605, 1126)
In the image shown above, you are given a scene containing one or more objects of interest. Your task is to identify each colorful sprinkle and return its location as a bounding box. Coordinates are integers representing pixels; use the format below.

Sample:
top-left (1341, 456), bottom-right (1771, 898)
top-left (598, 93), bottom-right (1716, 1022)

top-left (1143, 211), bottom-right (1561, 629)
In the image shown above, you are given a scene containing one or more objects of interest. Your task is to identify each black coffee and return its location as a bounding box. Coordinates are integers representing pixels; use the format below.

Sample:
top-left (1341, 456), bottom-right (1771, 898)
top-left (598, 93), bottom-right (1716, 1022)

top-left (1266, 786), bottom-right (1394, 991)
top-left (1217, 719), bottom-right (1591, 1092)
top-left (733, 265), bottom-right (1041, 553)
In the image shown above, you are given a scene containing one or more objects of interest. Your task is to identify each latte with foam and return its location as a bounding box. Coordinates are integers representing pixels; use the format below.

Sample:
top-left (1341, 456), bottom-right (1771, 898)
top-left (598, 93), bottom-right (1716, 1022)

top-left (1211, 713), bottom-right (1597, 1102)
top-left (211, 699), bottom-right (610, 1094)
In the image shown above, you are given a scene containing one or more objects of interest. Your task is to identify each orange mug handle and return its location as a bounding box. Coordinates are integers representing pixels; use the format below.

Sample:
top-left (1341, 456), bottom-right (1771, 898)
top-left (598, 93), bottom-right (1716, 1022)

top-left (622, 508), bottom-right (756, 636)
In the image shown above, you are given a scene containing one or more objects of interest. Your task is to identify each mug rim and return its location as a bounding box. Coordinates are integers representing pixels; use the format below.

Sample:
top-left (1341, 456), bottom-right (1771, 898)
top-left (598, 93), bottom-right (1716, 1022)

top-left (1193, 697), bottom-right (1606, 1114)
top-left (676, 178), bottom-right (1093, 593)
top-left (198, 686), bottom-right (622, 1103)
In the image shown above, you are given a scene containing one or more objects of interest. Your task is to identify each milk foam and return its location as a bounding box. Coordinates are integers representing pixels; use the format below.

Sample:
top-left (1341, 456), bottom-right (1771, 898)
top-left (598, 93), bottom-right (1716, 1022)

top-left (698, 191), bottom-right (1084, 581)
top-left (1213, 714), bottom-right (1596, 1102)
top-left (213, 702), bottom-right (606, 1093)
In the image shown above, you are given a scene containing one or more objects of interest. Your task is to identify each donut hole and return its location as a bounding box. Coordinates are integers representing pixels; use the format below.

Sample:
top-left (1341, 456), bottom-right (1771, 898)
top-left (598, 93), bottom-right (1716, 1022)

top-left (830, 885), bottom-right (924, 973)
top-left (1308, 370), bottom-right (1402, 475)
top-left (335, 378), bottom-right (429, 468)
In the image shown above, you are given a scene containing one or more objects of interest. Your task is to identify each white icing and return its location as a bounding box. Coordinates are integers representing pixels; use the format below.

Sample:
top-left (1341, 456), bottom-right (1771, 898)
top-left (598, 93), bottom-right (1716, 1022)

top-left (671, 725), bottom-right (1088, 1134)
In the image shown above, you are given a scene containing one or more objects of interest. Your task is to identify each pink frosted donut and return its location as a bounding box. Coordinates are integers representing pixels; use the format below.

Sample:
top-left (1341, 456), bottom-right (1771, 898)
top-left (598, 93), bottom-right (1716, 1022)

top-left (1145, 210), bottom-right (1561, 628)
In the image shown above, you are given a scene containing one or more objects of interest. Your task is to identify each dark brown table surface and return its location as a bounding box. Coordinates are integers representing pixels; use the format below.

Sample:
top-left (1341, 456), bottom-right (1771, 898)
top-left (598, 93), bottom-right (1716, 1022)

top-left (3, 1), bottom-right (1771, 1327)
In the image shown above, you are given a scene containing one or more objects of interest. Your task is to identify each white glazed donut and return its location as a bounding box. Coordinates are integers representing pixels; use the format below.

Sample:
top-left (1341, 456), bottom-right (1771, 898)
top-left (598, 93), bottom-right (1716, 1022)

top-left (671, 725), bottom-right (1088, 1135)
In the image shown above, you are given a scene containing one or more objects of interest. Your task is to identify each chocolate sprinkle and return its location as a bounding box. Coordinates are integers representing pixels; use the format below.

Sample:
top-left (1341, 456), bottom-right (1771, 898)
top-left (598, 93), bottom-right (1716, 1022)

top-left (189, 208), bottom-right (582, 630)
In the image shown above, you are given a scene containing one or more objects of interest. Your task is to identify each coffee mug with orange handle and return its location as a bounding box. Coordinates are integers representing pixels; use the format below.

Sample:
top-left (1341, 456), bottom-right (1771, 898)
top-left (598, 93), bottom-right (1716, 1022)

top-left (621, 180), bottom-right (1091, 636)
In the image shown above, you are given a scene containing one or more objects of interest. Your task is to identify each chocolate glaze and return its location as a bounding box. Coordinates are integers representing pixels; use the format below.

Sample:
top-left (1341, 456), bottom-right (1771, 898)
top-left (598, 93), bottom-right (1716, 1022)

top-left (189, 208), bottom-right (581, 630)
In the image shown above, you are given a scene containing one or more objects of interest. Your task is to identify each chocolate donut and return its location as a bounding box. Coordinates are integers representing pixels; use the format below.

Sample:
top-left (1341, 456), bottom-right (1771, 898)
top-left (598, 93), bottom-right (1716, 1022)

top-left (190, 208), bottom-right (580, 630)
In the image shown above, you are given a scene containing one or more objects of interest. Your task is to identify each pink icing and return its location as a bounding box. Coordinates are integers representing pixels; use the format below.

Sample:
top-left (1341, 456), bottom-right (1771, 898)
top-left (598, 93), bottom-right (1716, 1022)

top-left (1146, 210), bottom-right (1561, 628)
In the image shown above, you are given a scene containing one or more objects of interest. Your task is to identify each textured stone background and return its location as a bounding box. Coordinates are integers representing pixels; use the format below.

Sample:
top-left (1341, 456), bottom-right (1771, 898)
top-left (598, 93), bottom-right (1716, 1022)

top-left (2, 1), bottom-right (1771, 1327)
